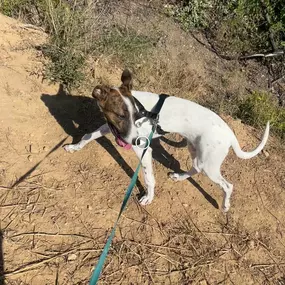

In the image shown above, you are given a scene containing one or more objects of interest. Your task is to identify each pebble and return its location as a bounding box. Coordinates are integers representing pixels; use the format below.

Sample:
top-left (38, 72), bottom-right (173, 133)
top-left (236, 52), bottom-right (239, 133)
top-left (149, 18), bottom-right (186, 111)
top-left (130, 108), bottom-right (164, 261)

top-left (247, 239), bottom-right (255, 249)
top-left (67, 254), bottom-right (77, 261)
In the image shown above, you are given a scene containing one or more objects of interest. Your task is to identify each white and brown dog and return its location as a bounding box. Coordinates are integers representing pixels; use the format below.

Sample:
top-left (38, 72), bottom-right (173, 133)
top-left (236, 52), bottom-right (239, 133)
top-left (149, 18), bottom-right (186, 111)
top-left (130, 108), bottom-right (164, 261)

top-left (64, 69), bottom-right (270, 212)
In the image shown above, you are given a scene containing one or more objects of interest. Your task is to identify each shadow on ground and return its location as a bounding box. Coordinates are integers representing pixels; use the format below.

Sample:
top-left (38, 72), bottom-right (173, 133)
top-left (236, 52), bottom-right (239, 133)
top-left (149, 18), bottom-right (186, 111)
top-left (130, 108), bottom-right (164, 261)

top-left (41, 85), bottom-right (218, 209)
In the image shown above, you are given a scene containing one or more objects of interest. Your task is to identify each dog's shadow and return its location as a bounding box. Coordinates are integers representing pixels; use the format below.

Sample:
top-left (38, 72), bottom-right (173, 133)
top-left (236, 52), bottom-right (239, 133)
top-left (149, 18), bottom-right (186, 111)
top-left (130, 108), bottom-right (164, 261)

top-left (41, 85), bottom-right (218, 209)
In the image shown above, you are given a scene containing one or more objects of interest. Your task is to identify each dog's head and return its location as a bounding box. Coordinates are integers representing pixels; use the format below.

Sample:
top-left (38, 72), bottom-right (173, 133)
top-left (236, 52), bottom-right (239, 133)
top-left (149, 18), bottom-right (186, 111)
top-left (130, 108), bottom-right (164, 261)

top-left (92, 69), bottom-right (139, 149)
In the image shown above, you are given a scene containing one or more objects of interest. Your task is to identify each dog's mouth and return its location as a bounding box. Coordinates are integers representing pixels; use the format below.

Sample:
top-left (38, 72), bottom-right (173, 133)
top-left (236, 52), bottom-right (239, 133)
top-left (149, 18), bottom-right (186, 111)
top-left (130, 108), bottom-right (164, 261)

top-left (108, 123), bottom-right (132, 150)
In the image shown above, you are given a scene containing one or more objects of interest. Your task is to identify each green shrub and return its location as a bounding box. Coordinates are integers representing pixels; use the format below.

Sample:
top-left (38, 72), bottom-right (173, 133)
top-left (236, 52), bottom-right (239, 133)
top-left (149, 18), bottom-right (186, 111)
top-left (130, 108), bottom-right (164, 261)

top-left (237, 91), bottom-right (285, 139)
top-left (171, 0), bottom-right (213, 29)
top-left (41, 0), bottom-right (90, 90)
top-left (0, 0), bottom-right (58, 26)
top-left (0, 0), bottom-right (32, 18)
top-left (1, 1), bottom-right (156, 90)
top-left (168, 0), bottom-right (285, 54)
top-left (0, 0), bottom-right (88, 90)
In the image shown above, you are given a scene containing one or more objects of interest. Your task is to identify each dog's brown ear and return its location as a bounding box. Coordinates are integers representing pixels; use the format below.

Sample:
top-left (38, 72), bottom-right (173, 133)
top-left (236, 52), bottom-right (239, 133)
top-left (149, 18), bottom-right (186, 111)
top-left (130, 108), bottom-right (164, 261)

top-left (121, 69), bottom-right (133, 90)
top-left (92, 85), bottom-right (109, 102)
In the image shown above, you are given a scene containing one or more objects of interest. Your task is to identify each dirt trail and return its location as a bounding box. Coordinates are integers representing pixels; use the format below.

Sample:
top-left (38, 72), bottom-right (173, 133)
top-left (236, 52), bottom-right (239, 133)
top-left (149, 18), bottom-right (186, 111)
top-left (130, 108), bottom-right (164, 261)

top-left (0, 13), bottom-right (285, 285)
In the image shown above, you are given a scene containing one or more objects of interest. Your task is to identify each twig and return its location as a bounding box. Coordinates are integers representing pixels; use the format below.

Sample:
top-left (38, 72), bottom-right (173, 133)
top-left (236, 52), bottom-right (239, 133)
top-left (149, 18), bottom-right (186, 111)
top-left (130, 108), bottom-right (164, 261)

top-left (110, 208), bottom-right (165, 237)
top-left (250, 262), bottom-right (285, 268)
top-left (4, 246), bottom-right (101, 277)
top-left (201, 231), bottom-right (244, 237)
top-left (10, 231), bottom-right (95, 240)
top-left (191, 30), bottom-right (284, 61)
top-left (19, 24), bottom-right (45, 32)
top-left (128, 240), bottom-right (195, 253)
top-left (6, 132), bottom-right (21, 157)
top-left (150, 261), bottom-right (214, 275)
top-left (0, 186), bottom-right (12, 190)
top-left (271, 76), bottom-right (285, 85)
top-left (143, 261), bottom-right (156, 284)
top-left (152, 251), bottom-right (181, 266)
top-left (239, 51), bottom-right (284, 59)
top-left (0, 202), bottom-right (37, 208)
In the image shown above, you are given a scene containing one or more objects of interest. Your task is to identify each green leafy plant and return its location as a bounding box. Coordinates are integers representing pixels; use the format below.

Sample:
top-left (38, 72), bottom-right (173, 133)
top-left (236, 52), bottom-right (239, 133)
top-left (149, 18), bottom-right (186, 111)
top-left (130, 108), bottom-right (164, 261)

top-left (169, 0), bottom-right (213, 29)
top-left (169, 0), bottom-right (285, 54)
top-left (237, 91), bottom-right (285, 139)
top-left (41, 0), bottom-right (89, 90)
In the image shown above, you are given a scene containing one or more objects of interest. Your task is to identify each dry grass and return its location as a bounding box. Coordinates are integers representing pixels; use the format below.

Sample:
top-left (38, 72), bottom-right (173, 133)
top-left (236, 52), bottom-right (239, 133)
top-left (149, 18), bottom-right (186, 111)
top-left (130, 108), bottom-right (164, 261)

top-left (134, 51), bottom-right (201, 100)
top-left (2, 173), bottom-right (285, 284)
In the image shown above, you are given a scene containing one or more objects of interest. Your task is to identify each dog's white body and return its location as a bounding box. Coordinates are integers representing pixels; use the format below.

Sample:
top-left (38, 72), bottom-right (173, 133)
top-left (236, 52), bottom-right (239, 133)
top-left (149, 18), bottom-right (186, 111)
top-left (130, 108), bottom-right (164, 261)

top-left (64, 90), bottom-right (270, 212)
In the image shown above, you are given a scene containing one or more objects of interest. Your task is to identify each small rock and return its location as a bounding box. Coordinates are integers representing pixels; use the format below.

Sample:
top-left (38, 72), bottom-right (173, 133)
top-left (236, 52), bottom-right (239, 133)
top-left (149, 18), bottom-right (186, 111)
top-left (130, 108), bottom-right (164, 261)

top-left (247, 239), bottom-right (255, 249)
top-left (27, 155), bottom-right (33, 162)
top-left (67, 254), bottom-right (77, 261)
top-left (43, 146), bottom-right (48, 152)
top-left (262, 150), bottom-right (269, 158)
top-left (182, 203), bottom-right (189, 208)
top-left (200, 280), bottom-right (207, 285)
top-left (87, 205), bottom-right (92, 210)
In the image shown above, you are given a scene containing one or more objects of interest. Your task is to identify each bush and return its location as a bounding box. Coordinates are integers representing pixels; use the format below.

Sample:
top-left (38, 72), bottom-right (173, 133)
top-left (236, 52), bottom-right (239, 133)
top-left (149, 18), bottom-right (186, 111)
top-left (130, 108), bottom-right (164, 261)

top-left (41, 1), bottom-right (90, 90)
top-left (168, 0), bottom-right (213, 29)
top-left (0, 0), bottom-right (89, 90)
top-left (0, 0), bottom-right (57, 26)
top-left (1, 1), bottom-right (156, 91)
top-left (237, 91), bottom-right (285, 139)
top-left (168, 0), bottom-right (285, 54)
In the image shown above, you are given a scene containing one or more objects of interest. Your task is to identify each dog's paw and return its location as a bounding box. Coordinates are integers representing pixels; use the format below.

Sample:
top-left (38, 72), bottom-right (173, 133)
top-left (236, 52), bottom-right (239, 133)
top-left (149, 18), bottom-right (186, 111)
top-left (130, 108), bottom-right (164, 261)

top-left (222, 204), bottom-right (230, 213)
top-left (139, 195), bottom-right (153, 206)
top-left (168, 172), bottom-right (180, 181)
top-left (63, 144), bottom-right (78, 153)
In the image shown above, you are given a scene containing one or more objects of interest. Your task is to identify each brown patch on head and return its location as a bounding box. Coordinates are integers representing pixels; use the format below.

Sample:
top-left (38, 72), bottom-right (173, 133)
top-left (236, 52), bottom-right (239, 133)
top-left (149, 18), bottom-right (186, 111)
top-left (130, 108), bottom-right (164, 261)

top-left (92, 69), bottom-right (133, 104)
top-left (92, 69), bottom-right (136, 136)
top-left (91, 69), bottom-right (136, 138)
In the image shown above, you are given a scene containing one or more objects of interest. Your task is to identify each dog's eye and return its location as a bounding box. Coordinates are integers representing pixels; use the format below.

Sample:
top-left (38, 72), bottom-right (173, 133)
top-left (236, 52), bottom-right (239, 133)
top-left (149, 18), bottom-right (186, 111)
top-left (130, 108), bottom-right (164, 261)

top-left (116, 114), bottom-right (126, 120)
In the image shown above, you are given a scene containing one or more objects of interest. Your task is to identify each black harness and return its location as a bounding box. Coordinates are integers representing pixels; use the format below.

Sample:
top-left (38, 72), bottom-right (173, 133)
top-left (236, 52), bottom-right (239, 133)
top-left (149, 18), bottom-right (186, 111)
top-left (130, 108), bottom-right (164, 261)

top-left (133, 94), bottom-right (169, 135)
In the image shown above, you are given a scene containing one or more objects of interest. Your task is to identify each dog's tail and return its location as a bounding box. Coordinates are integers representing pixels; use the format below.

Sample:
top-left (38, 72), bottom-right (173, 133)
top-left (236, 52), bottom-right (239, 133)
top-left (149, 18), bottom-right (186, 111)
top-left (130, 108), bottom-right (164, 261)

top-left (231, 121), bottom-right (270, 159)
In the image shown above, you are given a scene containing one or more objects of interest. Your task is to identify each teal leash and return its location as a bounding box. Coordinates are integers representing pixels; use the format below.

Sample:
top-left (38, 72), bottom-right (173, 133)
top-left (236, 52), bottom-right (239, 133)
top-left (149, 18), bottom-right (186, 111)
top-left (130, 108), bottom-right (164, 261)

top-left (89, 127), bottom-right (156, 285)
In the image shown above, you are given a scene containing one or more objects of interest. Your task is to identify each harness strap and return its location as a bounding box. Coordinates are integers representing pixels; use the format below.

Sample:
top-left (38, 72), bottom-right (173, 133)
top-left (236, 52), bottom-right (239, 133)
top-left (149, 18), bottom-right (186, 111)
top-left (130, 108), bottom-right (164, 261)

top-left (133, 93), bottom-right (169, 134)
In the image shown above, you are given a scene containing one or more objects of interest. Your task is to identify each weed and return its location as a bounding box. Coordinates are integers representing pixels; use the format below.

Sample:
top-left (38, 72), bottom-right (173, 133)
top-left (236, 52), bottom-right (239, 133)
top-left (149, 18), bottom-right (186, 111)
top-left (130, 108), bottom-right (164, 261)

top-left (1, 1), bottom-right (156, 90)
top-left (167, 0), bottom-right (285, 55)
top-left (171, 0), bottom-right (212, 29)
top-left (94, 26), bottom-right (156, 68)
top-left (41, 0), bottom-right (90, 90)
top-left (0, 0), bottom-right (56, 26)
top-left (237, 91), bottom-right (285, 139)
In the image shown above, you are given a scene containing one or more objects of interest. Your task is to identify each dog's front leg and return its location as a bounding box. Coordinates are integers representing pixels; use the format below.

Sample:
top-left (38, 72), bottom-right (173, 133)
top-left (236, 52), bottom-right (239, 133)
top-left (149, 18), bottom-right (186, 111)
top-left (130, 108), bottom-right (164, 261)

top-left (133, 146), bottom-right (155, 205)
top-left (64, 123), bottom-right (110, 153)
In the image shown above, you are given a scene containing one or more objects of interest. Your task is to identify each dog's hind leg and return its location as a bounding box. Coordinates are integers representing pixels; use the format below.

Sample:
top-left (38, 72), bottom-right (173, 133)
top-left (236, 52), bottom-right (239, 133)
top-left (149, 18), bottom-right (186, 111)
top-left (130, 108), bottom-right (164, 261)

top-left (202, 148), bottom-right (233, 212)
top-left (169, 141), bottom-right (201, 181)
top-left (63, 123), bottom-right (110, 153)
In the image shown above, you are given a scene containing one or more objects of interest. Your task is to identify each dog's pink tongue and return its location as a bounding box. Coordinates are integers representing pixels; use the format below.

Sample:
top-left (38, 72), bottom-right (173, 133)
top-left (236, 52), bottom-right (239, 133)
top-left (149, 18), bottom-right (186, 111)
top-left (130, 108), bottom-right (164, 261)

top-left (116, 137), bottom-right (132, 150)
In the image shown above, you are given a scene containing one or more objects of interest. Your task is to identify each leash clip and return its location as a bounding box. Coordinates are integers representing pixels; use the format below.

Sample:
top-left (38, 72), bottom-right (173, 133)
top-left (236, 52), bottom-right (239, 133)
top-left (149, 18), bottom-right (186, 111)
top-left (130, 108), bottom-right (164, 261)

top-left (152, 114), bottom-right (159, 126)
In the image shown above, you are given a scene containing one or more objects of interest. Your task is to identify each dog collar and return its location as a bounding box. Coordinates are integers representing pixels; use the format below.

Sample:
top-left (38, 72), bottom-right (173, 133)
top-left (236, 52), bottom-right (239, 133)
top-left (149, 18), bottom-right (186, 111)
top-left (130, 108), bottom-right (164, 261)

top-left (133, 94), bottom-right (169, 135)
